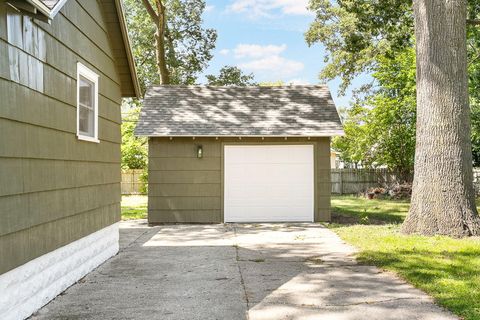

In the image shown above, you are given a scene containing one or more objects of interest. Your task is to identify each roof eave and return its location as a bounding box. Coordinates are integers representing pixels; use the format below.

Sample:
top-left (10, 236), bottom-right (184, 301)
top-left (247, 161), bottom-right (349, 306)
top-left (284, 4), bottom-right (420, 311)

top-left (135, 132), bottom-right (345, 138)
top-left (114, 0), bottom-right (141, 98)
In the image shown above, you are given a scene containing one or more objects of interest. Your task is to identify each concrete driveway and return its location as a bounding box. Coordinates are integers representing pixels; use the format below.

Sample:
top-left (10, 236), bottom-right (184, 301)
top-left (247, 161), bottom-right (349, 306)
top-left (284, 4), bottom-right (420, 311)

top-left (31, 221), bottom-right (456, 320)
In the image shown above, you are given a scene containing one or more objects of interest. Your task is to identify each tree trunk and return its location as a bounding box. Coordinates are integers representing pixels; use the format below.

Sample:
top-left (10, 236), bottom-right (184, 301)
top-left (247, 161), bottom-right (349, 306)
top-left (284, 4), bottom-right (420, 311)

top-left (402, 0), bottom-right (480, 236)
top-left (139, 0), bottom-right (171, 84)
top-left (155, 1), bottom-right (170, 84)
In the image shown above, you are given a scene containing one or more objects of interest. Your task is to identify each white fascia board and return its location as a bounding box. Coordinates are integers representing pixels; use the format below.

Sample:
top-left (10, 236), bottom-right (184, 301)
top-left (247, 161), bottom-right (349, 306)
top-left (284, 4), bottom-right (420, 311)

top-left (25, 0), bottom-right (69, 19)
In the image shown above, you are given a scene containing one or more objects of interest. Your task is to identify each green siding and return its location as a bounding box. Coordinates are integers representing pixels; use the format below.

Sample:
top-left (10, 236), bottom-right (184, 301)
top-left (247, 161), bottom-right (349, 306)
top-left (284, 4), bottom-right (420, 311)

top-left (0, 203), bottom-right (119, 273)
top-left (148, 137), bottom-right (332, 223)
top-left (0, 0), bottom-right (122, 274)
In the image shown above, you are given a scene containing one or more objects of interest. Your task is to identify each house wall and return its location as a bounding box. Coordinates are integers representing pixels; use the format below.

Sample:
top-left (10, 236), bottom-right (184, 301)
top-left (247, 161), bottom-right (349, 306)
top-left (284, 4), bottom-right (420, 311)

top-left (148, 137), bottom-right (331, 223)
top-left (0, 0), bottom-right (122, 275)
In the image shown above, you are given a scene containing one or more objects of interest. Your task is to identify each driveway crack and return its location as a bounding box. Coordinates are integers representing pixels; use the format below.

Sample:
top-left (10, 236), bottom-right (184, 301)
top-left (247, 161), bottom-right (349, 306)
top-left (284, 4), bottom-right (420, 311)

top-left (232, 225), bottom-right (250, 320)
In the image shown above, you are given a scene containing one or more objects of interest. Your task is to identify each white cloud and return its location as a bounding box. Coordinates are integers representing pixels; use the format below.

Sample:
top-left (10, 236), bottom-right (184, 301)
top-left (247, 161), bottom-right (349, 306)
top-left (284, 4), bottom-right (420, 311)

top-left (287, 78), bottom-right (310, 85)
top-left (239, 55), bottom-right (304, 78)
top-left (227, 0), bottom-right (310, 18)
top-left (234, 44), bottom-right (287, 59)
top-left (205, 5), bottom-right (215, 12)
top-left (223, 43), bottom-right (304, 79)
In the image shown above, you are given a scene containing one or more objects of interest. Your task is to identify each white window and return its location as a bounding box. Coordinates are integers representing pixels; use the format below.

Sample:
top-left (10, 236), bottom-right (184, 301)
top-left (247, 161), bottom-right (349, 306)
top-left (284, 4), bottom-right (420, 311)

top-left (76, 62), bottom-right (99, 143)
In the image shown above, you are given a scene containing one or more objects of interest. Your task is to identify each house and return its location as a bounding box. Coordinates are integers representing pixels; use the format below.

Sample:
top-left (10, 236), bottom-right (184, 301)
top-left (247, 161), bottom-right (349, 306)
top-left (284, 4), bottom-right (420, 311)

top-left (135, 85), bottom-right (343, 223)
top-left (0, 0), bottom-right (139, 319)
top-left (330, 149), bottom-right (343, 169)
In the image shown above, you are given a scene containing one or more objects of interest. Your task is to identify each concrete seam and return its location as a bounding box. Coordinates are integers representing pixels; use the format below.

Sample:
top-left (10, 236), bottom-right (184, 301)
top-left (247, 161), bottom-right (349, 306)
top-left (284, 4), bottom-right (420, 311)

top-left (121, 227), bottom-right (160, 251)
top-left (232, 225), bottom-right (250, 320)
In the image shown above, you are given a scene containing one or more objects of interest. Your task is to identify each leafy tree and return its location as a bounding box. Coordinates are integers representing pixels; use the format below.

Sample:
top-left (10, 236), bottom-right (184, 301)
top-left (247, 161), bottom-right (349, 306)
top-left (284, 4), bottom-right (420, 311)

top-left (121, 105), bottom-right (147, 170)
top-left (206, 66), bottom-right (256, 86)
top-left (259, 81), bottom-right (285, 86)
top-left (305, 0), bottom-right (414, 94)
top-left (333, 48), bottom-right (416, 177)
top-left (121, 0), bottom-right (217, 182)
top-left (305, 0), bottom-right (479, 93)
top-left (471, 103), bottom-right (480, 166)
top-left (469, 4), bottom-right (480, 166)
top-left (307, 0), bottom-right (480, 236)
top-left (124, 0), bottom-right (217, 88)
top-left (332, 106), bottom-right (369, 168)
top-left (308, 0), bottom-right (480, 169)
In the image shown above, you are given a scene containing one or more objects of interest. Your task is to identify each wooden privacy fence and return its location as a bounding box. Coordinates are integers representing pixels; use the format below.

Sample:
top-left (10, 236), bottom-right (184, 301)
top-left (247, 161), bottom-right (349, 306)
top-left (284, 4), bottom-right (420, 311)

top-left (121, 169), bottom-right (145, 195)
top-left (121, 168), bottom-right (480, 196)
top-left (332, 168), bottom-right (480, 195)
top-left (474, 168), bottom-right (480, 195)
top-left (331, 169), bottom-right (412, 195)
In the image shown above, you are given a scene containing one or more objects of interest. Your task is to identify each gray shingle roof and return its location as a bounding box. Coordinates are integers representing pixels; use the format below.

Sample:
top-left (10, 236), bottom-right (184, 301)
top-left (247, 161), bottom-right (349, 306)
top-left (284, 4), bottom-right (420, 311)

top-left (135, 85), bottom-right (344, 137)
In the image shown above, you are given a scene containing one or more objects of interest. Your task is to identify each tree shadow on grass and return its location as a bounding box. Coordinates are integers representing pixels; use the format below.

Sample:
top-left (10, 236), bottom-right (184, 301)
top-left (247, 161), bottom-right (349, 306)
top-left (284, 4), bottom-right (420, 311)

top-left (355, 248), bottom-right (480, 320)
top-left (331, 196), bottom-right (409, 226)
top-left (331, 210), bottom-right (405, 226)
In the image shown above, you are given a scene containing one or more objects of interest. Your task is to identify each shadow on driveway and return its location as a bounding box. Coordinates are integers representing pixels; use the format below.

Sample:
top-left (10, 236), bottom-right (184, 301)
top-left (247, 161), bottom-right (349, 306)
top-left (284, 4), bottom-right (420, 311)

top-left (30, 221), bottom-right (456, 320)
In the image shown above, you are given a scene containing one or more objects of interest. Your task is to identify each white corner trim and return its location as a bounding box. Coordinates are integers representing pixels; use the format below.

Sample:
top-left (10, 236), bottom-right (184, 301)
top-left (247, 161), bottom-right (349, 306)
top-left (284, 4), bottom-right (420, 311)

top-left (0, 223), bottom-right (119, 320)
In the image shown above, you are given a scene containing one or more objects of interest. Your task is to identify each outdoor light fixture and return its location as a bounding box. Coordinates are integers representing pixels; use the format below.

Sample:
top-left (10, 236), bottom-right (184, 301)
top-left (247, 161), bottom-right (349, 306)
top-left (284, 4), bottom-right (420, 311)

top-left (197, 145), bottom-right (203, 158)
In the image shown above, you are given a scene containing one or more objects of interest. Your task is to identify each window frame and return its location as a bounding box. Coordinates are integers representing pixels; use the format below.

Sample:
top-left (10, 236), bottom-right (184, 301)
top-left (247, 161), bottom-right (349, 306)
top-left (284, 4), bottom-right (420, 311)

top-left (76, 62), bottom-right (99, 143)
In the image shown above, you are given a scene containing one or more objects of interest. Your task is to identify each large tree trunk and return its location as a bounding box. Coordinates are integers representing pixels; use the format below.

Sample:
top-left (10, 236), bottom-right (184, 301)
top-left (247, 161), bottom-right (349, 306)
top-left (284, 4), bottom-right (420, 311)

top-left (402, 0), bottom-right (480, 236)
top-left (140, 0), bottom-right (170, 84)
top-left (155, 0), bottom-right (170, 84)
top-left (155, 27), bottom-right (170, 84)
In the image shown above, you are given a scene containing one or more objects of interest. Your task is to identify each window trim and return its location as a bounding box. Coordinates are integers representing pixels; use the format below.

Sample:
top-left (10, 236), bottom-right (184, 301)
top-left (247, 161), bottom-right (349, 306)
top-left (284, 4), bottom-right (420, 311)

top-left (76, 62), bottom-right (99, 143)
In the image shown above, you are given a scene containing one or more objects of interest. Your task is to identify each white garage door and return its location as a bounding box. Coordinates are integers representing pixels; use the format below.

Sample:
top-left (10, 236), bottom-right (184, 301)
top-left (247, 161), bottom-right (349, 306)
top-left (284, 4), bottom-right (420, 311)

top-left (224, 145), bottom-right (314, 222)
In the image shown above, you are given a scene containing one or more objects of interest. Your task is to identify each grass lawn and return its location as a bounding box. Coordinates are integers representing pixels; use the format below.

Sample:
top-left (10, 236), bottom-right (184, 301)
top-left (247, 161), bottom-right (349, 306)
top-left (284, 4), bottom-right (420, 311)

top-left (330, 195), bottom-right (480, 320)
top-left (121, 195), bottom-right (147, 220)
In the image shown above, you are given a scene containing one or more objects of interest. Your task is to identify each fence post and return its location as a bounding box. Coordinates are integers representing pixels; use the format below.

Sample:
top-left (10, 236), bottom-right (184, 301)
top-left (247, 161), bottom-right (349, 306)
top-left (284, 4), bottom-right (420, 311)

top-left (339, 170), bottom-right (343, 195)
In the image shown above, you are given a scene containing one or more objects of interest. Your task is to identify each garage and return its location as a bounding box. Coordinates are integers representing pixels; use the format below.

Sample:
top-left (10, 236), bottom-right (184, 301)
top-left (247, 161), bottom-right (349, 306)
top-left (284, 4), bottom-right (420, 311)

top-left (135, 85), bottom-right (343, 223)
top-left (224, 145), bottom-right (314, 222)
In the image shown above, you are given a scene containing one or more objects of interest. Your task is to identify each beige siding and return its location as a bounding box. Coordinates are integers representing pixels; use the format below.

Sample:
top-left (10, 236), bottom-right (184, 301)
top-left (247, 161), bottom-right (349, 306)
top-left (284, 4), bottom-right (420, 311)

top-left (0, 0), bottom-right (122, 274)
top-left (148, 137), bottom-right (331, 223)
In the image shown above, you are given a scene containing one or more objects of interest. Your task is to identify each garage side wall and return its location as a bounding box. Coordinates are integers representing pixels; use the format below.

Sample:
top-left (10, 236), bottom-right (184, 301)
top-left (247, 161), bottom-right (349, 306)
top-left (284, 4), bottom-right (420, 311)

top-left (148, 137), bottom-right (331, 223)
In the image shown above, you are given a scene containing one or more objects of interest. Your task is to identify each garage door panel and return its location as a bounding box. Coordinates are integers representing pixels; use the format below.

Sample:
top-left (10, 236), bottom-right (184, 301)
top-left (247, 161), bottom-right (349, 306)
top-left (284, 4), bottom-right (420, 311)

top-left (226, 200), bottom-right (312, 209)
top-left (226, 185), bottom-right (312, 199)
top-left (226, 164), bottom-right (312, 184)
top-left (226, 206), bottom-right (313, 222)
top-left (224, 145), bottom-right (314, 222)
top-left (226, 145), bottom-right (313, 164)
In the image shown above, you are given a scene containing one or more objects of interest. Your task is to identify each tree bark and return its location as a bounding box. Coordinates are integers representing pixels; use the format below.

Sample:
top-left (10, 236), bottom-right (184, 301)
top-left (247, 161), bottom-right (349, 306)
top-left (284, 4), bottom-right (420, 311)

top-left (139, 0), bottom-right (170, 84)
top-left (154, 0), bottom-right (170, 84)
top-left (402, 0), bottom-right (480, 236)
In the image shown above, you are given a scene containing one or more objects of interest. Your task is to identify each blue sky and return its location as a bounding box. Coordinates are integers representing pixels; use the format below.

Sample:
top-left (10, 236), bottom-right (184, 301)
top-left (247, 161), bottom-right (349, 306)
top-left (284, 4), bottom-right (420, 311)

top-left (198, 0), bottom-right (370, 108)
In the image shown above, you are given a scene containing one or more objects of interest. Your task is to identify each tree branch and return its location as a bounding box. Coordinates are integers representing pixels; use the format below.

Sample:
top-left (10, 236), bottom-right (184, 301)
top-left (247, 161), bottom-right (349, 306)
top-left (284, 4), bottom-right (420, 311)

top-left (140, 0), bottom-right (158, 22)
top-left (467, 19), bottom-right (480, 26)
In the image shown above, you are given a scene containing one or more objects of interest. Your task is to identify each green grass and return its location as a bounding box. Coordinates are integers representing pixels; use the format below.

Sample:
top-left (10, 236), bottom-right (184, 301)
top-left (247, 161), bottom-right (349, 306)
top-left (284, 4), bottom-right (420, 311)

top-left (121, 195), bottom-right (147, 220)
top-left (330, 195), bottom-right (480, 320)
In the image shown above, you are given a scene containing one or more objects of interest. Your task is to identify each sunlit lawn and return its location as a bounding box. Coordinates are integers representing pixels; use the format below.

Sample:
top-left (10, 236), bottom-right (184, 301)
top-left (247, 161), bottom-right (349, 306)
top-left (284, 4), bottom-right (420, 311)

top-left (330, 195), bottom-right (480, 320)
top-left (121, 195), bottom-right (147, 220)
